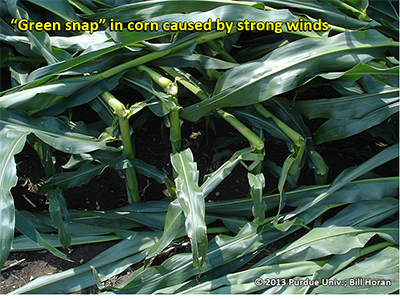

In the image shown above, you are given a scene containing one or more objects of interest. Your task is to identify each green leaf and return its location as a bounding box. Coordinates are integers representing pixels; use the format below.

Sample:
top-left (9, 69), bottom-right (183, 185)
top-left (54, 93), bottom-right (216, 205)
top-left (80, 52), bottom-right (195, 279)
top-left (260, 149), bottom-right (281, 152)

top-left (182, 260), bottom-right (323, 294)
top-left (133, 158), bottom-right (168, 184)
top-left (27, 42), bottom-right (121, 82)
top-left (0, 74), bottom-right (100, 112)
top-left (0, 109), bottom-right (113, 154)
top-left (171, 148), bottom-right (208, 269)
top-left (113, 223), bottom-right (262, 294)
top-left (322, 198), bottom-right (399, 227)
top-left (26, 0), bottom-right (80, 23)
top-left (11, 233), bottom-right (121, 251)
top-left (314, 101), bottom-right (398, 144)
top-left (0, 127), bottom-right (27, 270)
top-left (285, 143), bottom-right (399, 219)
top-left (6, 0), bottom-right (70, 64)
top-left (320, 62), bottom-right (399, 86)
top-left (146, 200), bottom-right (183, 263)
top-left (273, 154), bottom-right (296, 231)
top-left (294, 85), bottom-right (398, 120)
top-left (10, 232), bottom-right (160, 294)
top-left (201, 147), bottom-right (261, 197)
top-left (38, 162), bottom-right (112, 194)
top-left (47, 188), bottom-right (71, 248)
top-left (252, 226), bottom-right (399, 267)
top-left (15, 210), bottom-right (73, 262)
top-left (312, 246), bottom-right (399, 294)
top-left (248, 173), bottom-right (266, 225)
top-left (181, 30), bottom-right (395, 122)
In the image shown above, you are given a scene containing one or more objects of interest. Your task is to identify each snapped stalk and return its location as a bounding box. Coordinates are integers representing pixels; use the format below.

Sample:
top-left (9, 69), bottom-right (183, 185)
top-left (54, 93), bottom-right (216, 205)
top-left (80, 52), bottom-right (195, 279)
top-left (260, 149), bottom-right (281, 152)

top-left (136, 65), bottom-right (181, 153)
top-left (136, 65), bottom-right (173, 90)
top-left (253, 102), bottom-right (306, 172)
top-left (100, 91), bottom-right (141, 203)
top-left (160, 67), bottom-right (264, 151)
top-left (216, 109), bottom-right (264, 150)
top-left (253, 103), bottom-right (304, 146)
top-left (169, 108), bottom-right (181, 153)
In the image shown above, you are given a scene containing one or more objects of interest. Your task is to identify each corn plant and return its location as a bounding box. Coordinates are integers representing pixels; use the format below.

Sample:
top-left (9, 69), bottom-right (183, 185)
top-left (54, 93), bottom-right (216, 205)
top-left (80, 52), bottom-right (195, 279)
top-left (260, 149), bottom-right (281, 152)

top-left (0, 0), bottom-right (398, 294)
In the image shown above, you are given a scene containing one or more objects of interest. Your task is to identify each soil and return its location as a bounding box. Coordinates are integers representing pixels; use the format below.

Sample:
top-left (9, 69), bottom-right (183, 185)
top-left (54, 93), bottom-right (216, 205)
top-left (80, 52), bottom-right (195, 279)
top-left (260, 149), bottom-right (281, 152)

top-left (1, 50), bottom-right (398, 295)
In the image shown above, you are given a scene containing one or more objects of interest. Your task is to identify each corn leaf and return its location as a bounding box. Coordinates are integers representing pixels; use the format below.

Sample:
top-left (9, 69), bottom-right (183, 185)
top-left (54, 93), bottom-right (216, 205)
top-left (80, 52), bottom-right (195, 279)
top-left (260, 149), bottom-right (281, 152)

top-left (321, 198), bottom-right (399, 227)
top-left (111, 222), bottom-right (262, 294)
top-left (14, 210), bottom-right (73, 262)
top-left (285, 143), bottom-right (399, 219)
top-left (248, 173), bottom-right (266, 225)
top-left (0, 109), bottom-right (113, 154)
top-left (25, 0), bottom-right (80, 23)
top-left (311, 246), bottom-right (399, 294)
top-left (11, 234), bottom-right (121, 251)
top-left (294, 86), bottom-right (398, 120)
top-left (320, 62), bottom-right (399, 86)
top-left (314, 101), bottom-right (398, 144)
top-left (26, 43), bottom-right (122, 82)
top-left (181, 30), bottom-right (395, 122)
top-left (6, 0), bottom-right (70, 64)
top-left (47, 187), bottom-right (71, 248)
top-left (0, 127), bottom-right (27, 270)
top-left (171, 148), bottom-right (208, 269)
top-left (10, 232), bottom-right (160, 294)
top-left (252, 226), bottom-right (399, 267)
top-left (201, 147), bottom-right (262, 197)
top-left (145, 200), bottom-right (183, 264)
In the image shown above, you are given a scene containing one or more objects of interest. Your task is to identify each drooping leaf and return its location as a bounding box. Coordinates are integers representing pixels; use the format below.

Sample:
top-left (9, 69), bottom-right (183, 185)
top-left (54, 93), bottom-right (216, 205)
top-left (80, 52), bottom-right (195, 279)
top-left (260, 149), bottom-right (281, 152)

top-left (47, 187), bottom-right (71, 248)
top-left (14, 210), bottom-right (73, 262)
top-left (10, 232), bottom-right (160, 294)
top-left (171, 148), bottom-right (208, 269)
top-left (145, 200), bottom-right (183, 264)
top-left (6, 0), bottom-right (70, 64)
top-left (0, 109), bottom-right (114, 154)
top-left (320, 62), bottom-right (399, 86)
top-left (38, 161), bottom-right (115, 194)
top-left (0, 127), bottom-right (27, 270)
top-left (26, 0), bottom-right (80, 23)
top-left (248, 173), bottom-right (266, 225)
top-left (201, 147), bottom-right (262, 197)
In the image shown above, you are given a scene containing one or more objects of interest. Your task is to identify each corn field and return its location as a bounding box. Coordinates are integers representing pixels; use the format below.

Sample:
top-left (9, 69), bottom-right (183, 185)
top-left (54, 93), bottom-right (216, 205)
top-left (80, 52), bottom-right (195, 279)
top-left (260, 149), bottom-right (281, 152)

top-left (0, 0), bottom-right (398, 294)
